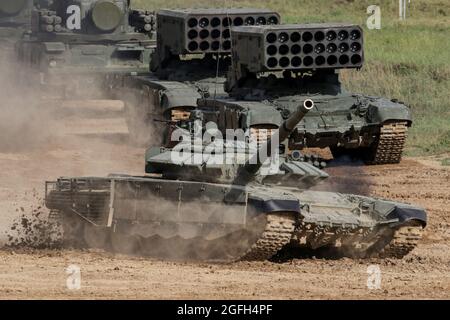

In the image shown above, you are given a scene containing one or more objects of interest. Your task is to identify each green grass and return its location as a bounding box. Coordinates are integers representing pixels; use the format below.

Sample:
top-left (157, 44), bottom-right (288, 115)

top-left (442, 158), bottom-right (450, 166)
top-left (134, 0), bottom-right (450, 156)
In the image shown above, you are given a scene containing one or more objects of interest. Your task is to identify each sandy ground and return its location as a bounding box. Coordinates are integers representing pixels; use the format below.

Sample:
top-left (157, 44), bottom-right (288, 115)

top-left (0, 101), bottom-right (449, 300)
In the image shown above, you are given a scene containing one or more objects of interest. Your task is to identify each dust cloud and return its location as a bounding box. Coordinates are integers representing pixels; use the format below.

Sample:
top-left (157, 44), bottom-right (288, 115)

top-left (0, 50), bottom-right (144, 247)
top-left (0, 51), bottom-right (53, 152)
top-left (315, 155), bottom-right (374, 196)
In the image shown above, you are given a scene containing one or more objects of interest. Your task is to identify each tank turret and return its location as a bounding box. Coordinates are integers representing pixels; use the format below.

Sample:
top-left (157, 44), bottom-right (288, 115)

top-left (232, 99), bottom-right (315, 186)
top-left (145, 99), bottom-right (325, 187)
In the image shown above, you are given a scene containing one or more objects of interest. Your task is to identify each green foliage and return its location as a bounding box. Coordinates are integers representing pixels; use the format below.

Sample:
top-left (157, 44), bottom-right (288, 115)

top-left (134, 0), bottom-right (450, 156)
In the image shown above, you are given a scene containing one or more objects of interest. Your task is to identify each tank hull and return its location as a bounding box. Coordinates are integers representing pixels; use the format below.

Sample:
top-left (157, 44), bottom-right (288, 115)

top-left (45, 176), bottom-right (426, 261)
top-left (196, 92), bottom-right (412, 165)
top-left (119, 69), bottom-right (411, 164)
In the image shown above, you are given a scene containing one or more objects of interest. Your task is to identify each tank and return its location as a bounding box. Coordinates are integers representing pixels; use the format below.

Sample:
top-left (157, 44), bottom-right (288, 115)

top-left (123, 13), bottom-right (411, 164)
top-left (15, 0), bottom-right (155, 99)
top-left (44, 100), bottom-right (426, 261)
top-left (222, 24), bottom-right (411, 164)
top-left (114, 8), bottom-right (281, 144)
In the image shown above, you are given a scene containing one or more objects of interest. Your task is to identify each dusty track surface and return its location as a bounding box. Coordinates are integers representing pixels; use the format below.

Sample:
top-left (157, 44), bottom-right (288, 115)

top-left (0, 101), bottom-right (449, 299)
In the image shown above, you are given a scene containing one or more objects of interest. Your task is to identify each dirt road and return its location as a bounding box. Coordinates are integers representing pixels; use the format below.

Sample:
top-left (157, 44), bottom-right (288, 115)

top-left (0, 102), bottom-right (449, 299)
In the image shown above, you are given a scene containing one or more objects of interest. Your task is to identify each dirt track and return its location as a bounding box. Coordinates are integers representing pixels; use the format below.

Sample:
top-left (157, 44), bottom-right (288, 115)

top-left (0, 102), bottom-right (449, 299)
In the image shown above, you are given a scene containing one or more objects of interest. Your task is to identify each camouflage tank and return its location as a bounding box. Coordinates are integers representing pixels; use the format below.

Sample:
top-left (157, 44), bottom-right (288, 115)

top-left (0, 0), bottom-right (34, 58)
top-left (15, 0), bottom-right (155, 99)
top-left (115, 8), bottom-right (281, 144)
top-left (123, 11), bottom-right (411, 164)
top-left (218, 24), bottom-right (412, 164)
top-left (45, 100), bottom-right (426, 261)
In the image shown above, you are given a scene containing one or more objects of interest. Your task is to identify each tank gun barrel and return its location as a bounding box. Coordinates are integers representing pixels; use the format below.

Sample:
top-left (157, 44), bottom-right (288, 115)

top-left (232, 99), bottom-right (314, 187)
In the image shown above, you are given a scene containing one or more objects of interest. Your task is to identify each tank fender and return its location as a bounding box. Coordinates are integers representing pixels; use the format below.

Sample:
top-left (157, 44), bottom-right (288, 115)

top-left (366, 98), bottom-right (412, 124)
top-left (248, 194), bottom-right (300, 215)
top-left (387, 205), bottom-right (427, 227)
top-left (374, 200), bottom-right (427, 227)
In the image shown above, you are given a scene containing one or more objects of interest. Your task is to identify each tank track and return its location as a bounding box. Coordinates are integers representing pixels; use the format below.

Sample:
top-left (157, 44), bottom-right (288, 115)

top-left (368, 121), bottom-right (408, 165)
top-left (378, 225), bottom-right (423, 258)
top-left (288, 221), bottom-right (423, 259)
top-left (239, 213), bottom-right (296, 261)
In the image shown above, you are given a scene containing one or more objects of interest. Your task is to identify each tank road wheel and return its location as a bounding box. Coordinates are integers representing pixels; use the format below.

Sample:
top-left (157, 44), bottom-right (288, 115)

top-left (83, 225), bottom-right (109, 250)
top-left (110, 232), bottom-right (141, 255)
top-left (365, 121), bottom-right (408, 165)
top-left (240, 213), bottom-right (296, 261)
top-left (368, 223), bottom-right (423, 259)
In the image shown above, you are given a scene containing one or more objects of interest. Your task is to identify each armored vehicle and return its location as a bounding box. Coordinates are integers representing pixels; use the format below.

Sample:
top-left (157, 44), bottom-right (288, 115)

top-left (15, 0), bottom-right (155, 99)
top-left (123, 13), bottom-right (411, 164)
top-left (45, 100), bottom-right (426, 261)
top-left (114, 8), bottom-right (281, 144)
top-left (219, 24), bottom-right (411, 164)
